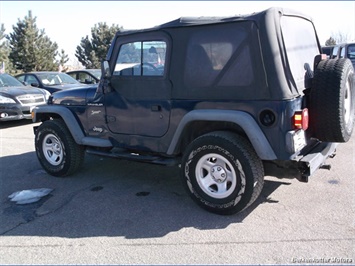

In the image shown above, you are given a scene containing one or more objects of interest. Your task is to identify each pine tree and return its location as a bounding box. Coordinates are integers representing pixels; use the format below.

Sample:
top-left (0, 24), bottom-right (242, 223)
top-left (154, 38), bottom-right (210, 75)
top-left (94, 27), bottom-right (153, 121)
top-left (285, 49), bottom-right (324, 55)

top-left (6, 11), bottom-right (59, 72)
top-left (325, 37), bottom-right (336, 46)
top-left (0, 24), bottom-right (7, 73)
top-left (0, 24), bottom-right (6, 64)
top-left (58, 49), bottom-right (69, 72)
top-left (75, 22), bottom-right (122, 68)
top-left (0, 24), bottom-right (16, 74)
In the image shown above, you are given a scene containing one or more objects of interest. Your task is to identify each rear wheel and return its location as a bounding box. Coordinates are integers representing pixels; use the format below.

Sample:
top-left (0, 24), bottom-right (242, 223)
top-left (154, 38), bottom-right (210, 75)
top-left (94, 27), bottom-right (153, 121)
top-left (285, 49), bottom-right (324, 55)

top-left (35, 119), bottom-right (85, 177)
top-left (310, 58), bottom-right (355, 142)
top-left (181, 131), bottom-right (264, 215)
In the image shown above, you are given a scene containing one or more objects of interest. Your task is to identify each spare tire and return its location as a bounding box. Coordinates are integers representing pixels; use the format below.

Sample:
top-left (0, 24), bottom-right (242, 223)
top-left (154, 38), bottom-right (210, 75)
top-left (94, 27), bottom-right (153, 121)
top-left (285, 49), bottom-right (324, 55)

top-left (310, 58), bottom-right (355, 142)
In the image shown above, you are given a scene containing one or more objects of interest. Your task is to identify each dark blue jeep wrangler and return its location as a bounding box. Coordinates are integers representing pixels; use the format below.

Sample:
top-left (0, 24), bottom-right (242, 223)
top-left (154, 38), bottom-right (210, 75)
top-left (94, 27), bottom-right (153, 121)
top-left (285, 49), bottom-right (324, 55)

top-left (32, 7), bottom-right (355, 215)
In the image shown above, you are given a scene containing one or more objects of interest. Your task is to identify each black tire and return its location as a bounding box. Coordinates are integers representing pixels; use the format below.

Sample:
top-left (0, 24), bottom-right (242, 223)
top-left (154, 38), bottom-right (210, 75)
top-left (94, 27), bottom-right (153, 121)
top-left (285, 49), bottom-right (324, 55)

top-left (310, 58), bottom-right (355, 142)
top-left (35, 119), bottom-right (85, 177)
top-left (181, 131), bottom-right (264, 215)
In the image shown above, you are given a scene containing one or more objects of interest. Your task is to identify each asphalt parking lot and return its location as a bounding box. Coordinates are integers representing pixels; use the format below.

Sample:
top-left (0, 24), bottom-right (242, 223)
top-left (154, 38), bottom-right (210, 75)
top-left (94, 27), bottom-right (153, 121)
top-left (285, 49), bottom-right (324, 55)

top-left (0, 120), bottom-right (354, 264)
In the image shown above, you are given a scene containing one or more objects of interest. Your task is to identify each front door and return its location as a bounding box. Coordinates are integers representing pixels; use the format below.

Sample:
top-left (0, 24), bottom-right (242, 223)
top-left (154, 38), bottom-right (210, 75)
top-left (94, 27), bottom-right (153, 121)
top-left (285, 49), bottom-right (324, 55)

top-left (105, 35), bottom-right (171, 137)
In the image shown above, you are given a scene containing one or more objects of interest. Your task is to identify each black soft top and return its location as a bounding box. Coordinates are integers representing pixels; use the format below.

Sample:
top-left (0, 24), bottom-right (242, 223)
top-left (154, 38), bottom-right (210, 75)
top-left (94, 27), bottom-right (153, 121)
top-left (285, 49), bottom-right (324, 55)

top-left (117, 7), bottom-right (313, 35)
top-left (110, 7), bottom-right (320, 100)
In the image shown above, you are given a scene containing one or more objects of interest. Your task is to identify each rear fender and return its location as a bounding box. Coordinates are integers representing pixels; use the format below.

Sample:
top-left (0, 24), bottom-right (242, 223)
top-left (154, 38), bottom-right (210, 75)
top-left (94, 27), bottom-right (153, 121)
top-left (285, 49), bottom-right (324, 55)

top-left (167, 110), bottom-right (277, 160)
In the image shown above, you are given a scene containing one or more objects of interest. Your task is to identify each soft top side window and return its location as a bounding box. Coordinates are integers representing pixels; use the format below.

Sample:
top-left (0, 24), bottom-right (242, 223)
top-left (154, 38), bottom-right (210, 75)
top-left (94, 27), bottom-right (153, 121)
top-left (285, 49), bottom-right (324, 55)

top-left (114, 40), bottom-right (166, 77)
top-left (183, 22), bottom-right (255, 89)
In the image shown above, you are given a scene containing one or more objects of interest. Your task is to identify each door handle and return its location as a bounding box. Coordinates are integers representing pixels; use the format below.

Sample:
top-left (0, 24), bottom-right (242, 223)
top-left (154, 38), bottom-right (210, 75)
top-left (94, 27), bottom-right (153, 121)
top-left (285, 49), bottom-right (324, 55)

top-left (151, 105), bottom-right (162, 111)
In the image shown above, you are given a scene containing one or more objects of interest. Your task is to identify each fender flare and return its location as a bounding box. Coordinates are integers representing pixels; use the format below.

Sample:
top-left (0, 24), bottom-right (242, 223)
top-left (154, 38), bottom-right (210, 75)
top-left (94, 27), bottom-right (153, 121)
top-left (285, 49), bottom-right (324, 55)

top-left (32, 105), bottom-right (112, 148)
top-left (167, 110), bottom-right (277, 160)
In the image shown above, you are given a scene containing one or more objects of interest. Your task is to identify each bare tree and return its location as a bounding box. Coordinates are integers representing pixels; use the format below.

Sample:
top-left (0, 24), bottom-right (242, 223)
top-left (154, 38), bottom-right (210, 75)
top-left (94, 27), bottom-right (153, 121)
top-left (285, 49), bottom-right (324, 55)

top-left (331, 31), bottom-right (350, 44)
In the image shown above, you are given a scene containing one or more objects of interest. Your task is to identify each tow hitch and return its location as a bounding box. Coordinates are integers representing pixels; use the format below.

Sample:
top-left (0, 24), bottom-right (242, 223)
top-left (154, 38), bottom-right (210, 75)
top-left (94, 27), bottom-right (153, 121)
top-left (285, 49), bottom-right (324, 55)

top-left (320, 164), bottom-right (331, 170)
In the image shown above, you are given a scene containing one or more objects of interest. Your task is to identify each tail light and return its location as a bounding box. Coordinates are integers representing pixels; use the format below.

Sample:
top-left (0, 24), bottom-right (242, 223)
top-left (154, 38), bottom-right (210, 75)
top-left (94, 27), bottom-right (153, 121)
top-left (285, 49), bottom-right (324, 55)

top-left (293, 108), bottom-right (309, 130)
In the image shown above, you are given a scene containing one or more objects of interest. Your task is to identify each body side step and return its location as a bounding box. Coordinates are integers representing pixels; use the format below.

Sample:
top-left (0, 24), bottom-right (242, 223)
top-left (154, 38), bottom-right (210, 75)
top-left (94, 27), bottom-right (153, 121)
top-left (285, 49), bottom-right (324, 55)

top-left (86, 148), bottom-right (180, 166)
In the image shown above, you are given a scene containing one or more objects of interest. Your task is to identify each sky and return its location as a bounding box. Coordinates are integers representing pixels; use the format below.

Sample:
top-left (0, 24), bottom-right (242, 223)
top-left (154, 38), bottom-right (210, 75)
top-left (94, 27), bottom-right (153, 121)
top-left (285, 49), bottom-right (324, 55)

top-left (0, 1), bottom-right (354, 66)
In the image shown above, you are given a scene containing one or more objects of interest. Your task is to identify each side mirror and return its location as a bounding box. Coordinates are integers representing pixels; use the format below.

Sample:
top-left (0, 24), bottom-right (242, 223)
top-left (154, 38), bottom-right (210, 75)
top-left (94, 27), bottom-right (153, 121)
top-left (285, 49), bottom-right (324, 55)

top-left (30, 83), bottom-right (40, 87)
top-left (84, 79), bottom-right (94, 84)
top-left (101, 60), bottom-right (111, 79)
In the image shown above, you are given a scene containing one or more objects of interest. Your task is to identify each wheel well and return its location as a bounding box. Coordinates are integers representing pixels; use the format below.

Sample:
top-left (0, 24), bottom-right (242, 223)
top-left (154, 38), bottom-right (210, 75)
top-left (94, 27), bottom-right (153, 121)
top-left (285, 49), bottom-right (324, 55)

top-left (177, 121), bottom-right (247, 154)
top-left (36, 112), bottom-right (62, 122)
top-left (35, 112), bottom-right (86, 141)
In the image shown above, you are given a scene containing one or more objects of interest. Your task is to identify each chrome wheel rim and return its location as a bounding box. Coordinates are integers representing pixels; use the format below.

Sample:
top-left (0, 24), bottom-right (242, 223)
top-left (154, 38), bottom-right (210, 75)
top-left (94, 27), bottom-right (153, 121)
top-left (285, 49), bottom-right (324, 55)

top-left (195, 153), bottom-right (237, 199)
top-left (344, 78), bottom-right (352, 125)
top-left (42, 133), bottom-right (64, 166)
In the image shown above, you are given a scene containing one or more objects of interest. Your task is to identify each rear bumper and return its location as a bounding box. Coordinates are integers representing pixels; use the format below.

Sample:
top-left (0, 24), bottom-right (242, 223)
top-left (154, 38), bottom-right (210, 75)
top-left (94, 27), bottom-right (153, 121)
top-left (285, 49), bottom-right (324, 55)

top-left (299, 141), bottom-right (338, 181)
top-left (264, 141), bottom-right (338, 182)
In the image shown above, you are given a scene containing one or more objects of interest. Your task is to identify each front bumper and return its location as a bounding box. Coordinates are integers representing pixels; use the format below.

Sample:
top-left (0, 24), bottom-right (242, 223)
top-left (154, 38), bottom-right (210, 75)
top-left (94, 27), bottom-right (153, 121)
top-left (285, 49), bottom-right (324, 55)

top-left (0, 105), bottom-right (33, 121)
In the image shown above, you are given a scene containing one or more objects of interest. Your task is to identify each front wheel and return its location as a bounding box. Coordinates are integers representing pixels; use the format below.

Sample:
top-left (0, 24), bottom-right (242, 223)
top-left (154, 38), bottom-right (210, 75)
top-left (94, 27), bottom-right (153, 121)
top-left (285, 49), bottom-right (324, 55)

top-left (35, 119), bottom-right (85, 177)
top-left (181, 131), bottom-right (264, 215)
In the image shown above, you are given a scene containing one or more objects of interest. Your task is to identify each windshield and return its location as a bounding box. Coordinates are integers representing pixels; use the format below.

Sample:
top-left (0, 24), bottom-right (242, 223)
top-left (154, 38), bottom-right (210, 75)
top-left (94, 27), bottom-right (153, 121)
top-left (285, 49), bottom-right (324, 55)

top-left (90, 70), bottom-right (101, 79)
top-left (0, 74), bottom-right (25, 88)
top-left (37, 73), bottom-right (80, 86)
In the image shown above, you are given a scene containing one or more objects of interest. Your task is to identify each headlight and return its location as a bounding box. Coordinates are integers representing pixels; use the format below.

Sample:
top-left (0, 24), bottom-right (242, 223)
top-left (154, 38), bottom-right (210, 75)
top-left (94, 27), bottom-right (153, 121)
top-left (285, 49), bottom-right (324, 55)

top-left (43, 90), bottom-right (51, 101)
top-left (0, 95), bottom-right (16, 104)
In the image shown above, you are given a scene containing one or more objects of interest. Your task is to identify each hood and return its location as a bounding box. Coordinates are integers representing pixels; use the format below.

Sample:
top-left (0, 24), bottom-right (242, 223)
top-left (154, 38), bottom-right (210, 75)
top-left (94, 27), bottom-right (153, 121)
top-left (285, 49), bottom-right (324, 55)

top-left (0, 85), bottom-right (47, 98)
top-left (50, 85), bottom-right (97, 106)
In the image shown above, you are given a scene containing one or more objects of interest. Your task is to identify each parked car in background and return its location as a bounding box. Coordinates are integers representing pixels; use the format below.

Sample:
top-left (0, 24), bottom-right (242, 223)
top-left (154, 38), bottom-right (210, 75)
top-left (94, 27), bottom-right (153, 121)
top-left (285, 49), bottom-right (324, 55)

top-left (331, 43), bottom-right (355, 68)
top-left (321, 45), bottom-right (334, 58)
top-left (66, 69), bottom-right (101, 84)
top-left (15, 72), bottom-right (90, 94)
top-left (0, 73), bottom-right (50, 122)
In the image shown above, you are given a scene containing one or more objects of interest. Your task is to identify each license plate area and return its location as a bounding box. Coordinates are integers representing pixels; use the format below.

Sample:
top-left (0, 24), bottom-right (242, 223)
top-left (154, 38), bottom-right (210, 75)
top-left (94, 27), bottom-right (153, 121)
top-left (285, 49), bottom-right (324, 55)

top-left (286, 129), bottom-right (306, 154)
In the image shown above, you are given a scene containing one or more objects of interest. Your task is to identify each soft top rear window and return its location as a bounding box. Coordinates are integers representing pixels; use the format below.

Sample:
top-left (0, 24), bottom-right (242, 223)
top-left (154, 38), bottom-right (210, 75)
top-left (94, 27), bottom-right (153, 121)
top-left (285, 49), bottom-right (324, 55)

top-left (281, 16), bottom-right (319, 92)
